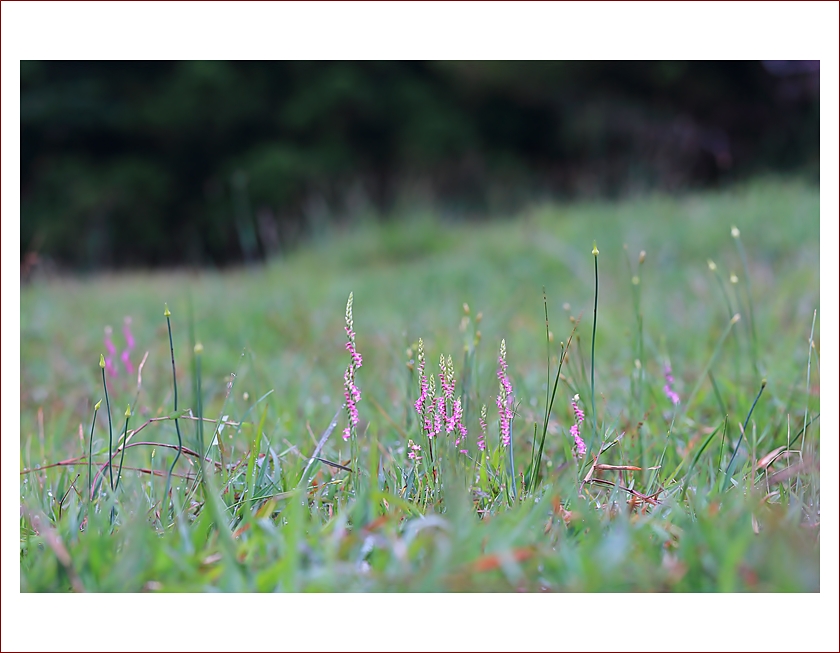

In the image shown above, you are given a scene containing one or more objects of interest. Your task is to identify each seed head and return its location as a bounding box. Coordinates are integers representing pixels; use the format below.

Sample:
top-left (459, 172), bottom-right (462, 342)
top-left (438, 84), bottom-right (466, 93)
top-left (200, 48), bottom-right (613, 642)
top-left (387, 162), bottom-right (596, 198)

top-left (345, 292), bottom-right (354, 330)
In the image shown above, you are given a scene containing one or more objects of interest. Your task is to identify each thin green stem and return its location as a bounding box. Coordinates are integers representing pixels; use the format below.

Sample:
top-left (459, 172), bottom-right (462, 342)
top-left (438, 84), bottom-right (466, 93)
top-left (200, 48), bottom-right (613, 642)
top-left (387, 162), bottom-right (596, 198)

top-left (733, 232), bottom-right (759, 377)
top-left (724, 379), bottom-right (767, 486)
top-left (707, 370), bottom-right (728, 420)
top-left (87, 401), bottom-right (100, 501)
top-left (100, 364), bottom-right (114, 491)
top-left (508, 405), bottom-right (517, 501)
top-left (163, 305), bottom-right (183, 515)
top-left (708, 261), bottom-right (741, 391)
top-left (195, 349), bottom-right (205, 467)
top-left (681, 314), bottom-right (740, 416)
top-left (802, 310), bottom-right (817, 457)
top-left (590, 244), bottom-right (599, 441)
top-left (114, 408), bottom-right (131, 492)
top-left (530, 324), bottom-right (575, 494)
top-left (787, 413), bottom-right (819, 449)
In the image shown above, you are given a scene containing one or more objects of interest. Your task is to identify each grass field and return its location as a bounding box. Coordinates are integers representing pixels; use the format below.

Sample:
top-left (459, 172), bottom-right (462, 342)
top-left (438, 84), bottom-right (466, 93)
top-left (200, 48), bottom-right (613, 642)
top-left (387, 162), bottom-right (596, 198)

top-left (19, 177), bottom-right (820, 593)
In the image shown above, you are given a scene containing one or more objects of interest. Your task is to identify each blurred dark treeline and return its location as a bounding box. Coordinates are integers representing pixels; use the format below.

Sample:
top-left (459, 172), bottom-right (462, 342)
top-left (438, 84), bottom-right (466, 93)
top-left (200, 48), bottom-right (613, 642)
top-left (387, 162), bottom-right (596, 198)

top-left (20, 61), bottom-right (819, 271)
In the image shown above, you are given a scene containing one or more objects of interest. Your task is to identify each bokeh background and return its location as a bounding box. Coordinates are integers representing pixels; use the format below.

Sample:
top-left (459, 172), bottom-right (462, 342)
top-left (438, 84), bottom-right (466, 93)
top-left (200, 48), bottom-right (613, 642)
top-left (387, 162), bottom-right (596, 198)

top-left (20, 61), bottom-right (819, 273)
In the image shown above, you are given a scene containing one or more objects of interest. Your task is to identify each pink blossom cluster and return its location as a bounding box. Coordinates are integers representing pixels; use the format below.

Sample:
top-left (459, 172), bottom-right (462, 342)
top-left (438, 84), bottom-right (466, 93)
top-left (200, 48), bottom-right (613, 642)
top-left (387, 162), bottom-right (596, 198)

top-left (342, 293), bottom-right (363, 441)
top-left (663, 365), bottom-right (680, 405)
top-left (413, 339), bottom-right (428, 419)
top-left (452, 398), bottom-right (468, 453)
top-left (441, 356), bottom-right (458, 435)
top-left (104, 326), bottom-right (118, 377)
top-left (413, 345), bottom-right (468, 448)
top-left (121, 317), bottom-right (135, 375)
top-left (477, 404), bottom-right (487, 451)
top-left (103, 317), bottom-right (136, 378)
top-left (570, 394), bottom-right (586, 459)
top-left (496, 339), bottom-right (513, 447)
top-left (407, 439), bottom-right (422, 461)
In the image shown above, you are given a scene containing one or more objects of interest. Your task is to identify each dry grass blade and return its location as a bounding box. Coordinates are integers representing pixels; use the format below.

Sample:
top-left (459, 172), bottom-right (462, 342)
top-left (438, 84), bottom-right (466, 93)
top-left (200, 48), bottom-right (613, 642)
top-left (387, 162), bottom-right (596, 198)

top-left (757, 446), bottom-right (787, 469)
top-left (585, 477), bottom-right (662, 506)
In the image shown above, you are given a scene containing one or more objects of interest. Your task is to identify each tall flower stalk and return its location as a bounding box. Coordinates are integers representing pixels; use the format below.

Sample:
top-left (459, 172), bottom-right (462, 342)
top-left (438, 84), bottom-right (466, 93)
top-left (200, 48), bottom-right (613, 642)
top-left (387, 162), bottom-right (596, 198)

top-left (413, 343), bottom-right (468, 457)
top-left (121, 316), bottom-right (135, 375)
top-left (590, 241), bottom-right (599, 445)
top-left (114, 405), bottom-right (131, 492)
top-left (477, 404), bottom-right (487, 451)
top-left (414, 338), bottom-right (428, 423)
top-left (99, 354), bottom-right (115, 491)
top-left (663, 364), bottom-right (680, 405)
top-left (87, 399), bottom-right (101, 501)
top-left (342, 292), bottom-right (363, 441)
top-left (496, 339), bottom-right (513, 447)
top-left (163, 303), bottom-right (183, 516)
top-left (570, 394), bottom-right (587, 459)
top-left (103, 327), bottom-right (118, 377)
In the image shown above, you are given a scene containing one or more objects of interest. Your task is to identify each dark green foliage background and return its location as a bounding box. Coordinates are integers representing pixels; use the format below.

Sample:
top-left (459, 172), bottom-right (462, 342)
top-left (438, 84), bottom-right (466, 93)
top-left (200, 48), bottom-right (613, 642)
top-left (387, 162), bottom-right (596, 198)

top-left (21, 61), bottom-right (819, 269)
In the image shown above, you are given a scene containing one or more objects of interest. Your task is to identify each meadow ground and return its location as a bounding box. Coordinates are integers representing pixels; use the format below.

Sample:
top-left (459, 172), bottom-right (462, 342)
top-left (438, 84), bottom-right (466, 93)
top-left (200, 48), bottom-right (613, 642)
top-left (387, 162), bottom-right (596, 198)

top-left (19, 177), bottom-right (820, 593)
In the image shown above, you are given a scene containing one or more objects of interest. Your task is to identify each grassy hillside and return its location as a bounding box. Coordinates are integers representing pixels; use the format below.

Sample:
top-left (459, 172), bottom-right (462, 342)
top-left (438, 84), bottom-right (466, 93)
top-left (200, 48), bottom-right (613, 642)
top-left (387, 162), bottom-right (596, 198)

top-left (20, 177), bottom-right (820, 593)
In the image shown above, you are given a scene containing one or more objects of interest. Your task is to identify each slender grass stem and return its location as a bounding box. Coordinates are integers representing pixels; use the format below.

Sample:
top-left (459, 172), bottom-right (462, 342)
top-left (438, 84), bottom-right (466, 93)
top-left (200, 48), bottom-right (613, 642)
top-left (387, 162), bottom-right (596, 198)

top-left (680, 417), bottom-right (727, 501)
top-left (708, 259), bottom-right (742, 389)
top-left (802, 309), bottom-right (817, 457)
top-left (508, 411), bottom-right (516, 501)
top-left (732, 228), bottom-right (759, 377)
top-left (724, 378), bottom-right (767, 487)
top-left (707, 370), bottom-right (728, 420)
top-left (87, 400), bottom-right (101, 502)
top-left (529, 318), bottom-right (575, 494)
top-left (787, 413), bottom-right (819, 449)
top-left (113, 405), bottom-right (131, 492)
top-left (589, 243), bottom-right (599, 453)
top-left (99, 356), bottom-right (114, 491)
top-left (647, 414), bottom-right (676, 495)
top-left (681, 314), bottom-right (740, 415)
top-left (195, 345), bottom-right (205, 468)
top-left (163, 304), bottom-right (183, 515)
top-left (624, 247), bottom-right (646, 474)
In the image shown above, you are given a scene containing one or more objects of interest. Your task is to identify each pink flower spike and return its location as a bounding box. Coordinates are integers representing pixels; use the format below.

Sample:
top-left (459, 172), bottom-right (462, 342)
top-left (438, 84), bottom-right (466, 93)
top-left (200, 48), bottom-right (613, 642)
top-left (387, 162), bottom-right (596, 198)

top-left (570, 394), bottom-right (586, 459)
top-left (342, 293), bottom-right (362, 441)
top-left (123, 317), bottom-right (135, 349)
top-left (663, 364), bottom-right (680, 405)
top-left (478, 405), bottom-right (487, 451)
top-left (574, 434), bottom-right (587, 459)
top-left (433, 396), bottom-right (444, 437)
top-left (121, 350), bottom-right (135, 376)
top-left (571, 394), bottom-right (585, 425)
top-left (104, 326), bottom-right (118, 377)
top-left (497, 340), bottom-right (513, 447)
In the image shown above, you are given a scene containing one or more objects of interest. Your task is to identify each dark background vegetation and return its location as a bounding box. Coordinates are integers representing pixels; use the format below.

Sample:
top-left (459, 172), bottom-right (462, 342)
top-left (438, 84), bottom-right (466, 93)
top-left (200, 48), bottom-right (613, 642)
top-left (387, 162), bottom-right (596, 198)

top-left (20, 60), bottom-right (819, 271)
